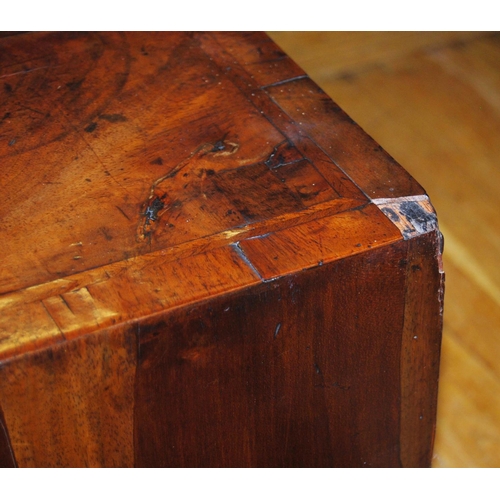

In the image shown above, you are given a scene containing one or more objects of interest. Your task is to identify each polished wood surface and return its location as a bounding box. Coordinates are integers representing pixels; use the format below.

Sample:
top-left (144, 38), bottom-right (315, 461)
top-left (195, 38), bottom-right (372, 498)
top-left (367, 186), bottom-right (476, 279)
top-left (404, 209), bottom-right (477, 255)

top-left (0, 32), bottom-right (443, 467)
top-left (268, 31), bottom-right (500, 467)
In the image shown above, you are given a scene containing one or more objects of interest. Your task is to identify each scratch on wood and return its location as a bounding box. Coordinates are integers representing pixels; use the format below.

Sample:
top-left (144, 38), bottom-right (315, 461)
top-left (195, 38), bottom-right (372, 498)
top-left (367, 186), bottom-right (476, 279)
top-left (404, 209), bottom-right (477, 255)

top-left (42, 287), bottom-right (118, 335)
top-left (115, 205), bottom-right (131, 221)
top-left (274, 322), bottom-right (281, 338)
top-left (40, 300), bottom-right (66, 339)
top-left (231, 242), bottom-right (264, 282)
top-left (264, 139), bottom-right (302, 169)
top-left (261, 74), bottom-right (308, 89)
top-left (99, 113), bottom-right (127, 123)
top-left (17, 103), bottom-right (46, 116)
top-left (137, 138), bottom-right (239, 242)
top-left (59, 294), bottom-right (74, 315)
top-left (0, 65), bottom-right (59, 80)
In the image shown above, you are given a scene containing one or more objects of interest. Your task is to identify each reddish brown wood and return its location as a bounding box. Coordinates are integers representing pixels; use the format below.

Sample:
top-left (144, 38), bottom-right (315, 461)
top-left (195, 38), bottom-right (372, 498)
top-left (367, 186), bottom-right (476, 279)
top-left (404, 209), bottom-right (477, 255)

top-left (135, 241), bottom-right (408, 467)
top-left (0, 32), bottom-right (443, 467)
top-left (400, 230), bottom-right (444, 467)
top-left (0, 404), bottom-right (16, 467)
top-left (0, 325), bottom-right (136, 467)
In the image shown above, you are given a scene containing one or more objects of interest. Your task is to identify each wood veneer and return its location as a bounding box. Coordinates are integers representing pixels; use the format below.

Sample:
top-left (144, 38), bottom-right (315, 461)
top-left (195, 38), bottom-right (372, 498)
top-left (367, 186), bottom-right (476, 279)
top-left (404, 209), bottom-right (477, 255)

top-left (0, 32), bottom-right (444, 467)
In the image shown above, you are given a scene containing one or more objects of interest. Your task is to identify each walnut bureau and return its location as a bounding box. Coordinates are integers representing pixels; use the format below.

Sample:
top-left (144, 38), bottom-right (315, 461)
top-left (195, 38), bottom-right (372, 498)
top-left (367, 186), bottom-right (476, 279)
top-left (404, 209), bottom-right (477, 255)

top-left (0, 32), bottom-right (444, 467)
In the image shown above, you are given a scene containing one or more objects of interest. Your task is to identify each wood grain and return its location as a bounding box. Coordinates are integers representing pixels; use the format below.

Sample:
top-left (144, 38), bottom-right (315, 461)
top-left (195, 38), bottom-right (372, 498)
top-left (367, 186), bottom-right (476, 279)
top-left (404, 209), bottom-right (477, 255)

top-left (134, 241), bottom-right (409, 467)
top-left (0, 32), bottom-right (444, 467)
top-left (0, 324), bottom-right (136, 467)
top-left (268, 31), bottom-right (500, 468)
top-left (399, 230), bottom-right (444, 467)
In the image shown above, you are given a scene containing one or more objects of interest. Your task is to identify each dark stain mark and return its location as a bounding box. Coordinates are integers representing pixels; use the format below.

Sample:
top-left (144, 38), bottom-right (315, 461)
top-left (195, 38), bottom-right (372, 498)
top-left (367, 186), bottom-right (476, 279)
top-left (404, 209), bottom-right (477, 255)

top-left (211, 140), bottom-right (226, 152)
top-left (205, 169), bottom-right (215, 176)
top-left (274, 322), bottom-right (281, 338)
top-left (332, 382), bottom-right (351, 391)
top-left (99, 113), bottom-right (127, 123)
top-left (150, 157), bottom-right (163, 166)
top-left (355, 243), bottom-right (362, 247)
top-left (88, 43), bottom-right (102, 61)
top-left (1, 112), bottom-right (11, 122)
top-left (298, 189), bottom-right (320, 200)
top-left (400, 200), bottom-right (437, 235)
top-left (238, 207), bottom-right (257, 221)
top-left (85, 178), bottom-right (92, 182)
top-left (144, 196), bottom-right (165, 224)
top-left (84, 122), bottom-right (97, 133)
top-left (100, 227), bottom-right (113, 241)
top-left (66, 78), bottom-right (85, 91)
top-left (266, 153), bottom-right (285, 169)
top-left (140, 46), bottom-right (149, 56)
top-left (381, 207), bottom-right (400, 223)
top-left (264, 140), bottom-right (300, 169)
top-left (411, 264), bottom-right (422, 272)
top-left (3, 83), bottom-right (13, 93)
top-left (264, 141), bottom-right (293, 168)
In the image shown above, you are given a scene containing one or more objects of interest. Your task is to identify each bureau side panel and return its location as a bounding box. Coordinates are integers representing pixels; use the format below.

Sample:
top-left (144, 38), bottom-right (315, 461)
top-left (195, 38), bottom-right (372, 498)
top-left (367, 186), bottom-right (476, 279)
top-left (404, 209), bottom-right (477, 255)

top-left (134, 243), bottom-right (408, 467)
top-left (0, 325), bottom-right (137, 467)
top-left (400, 230), bottom-right (444, 467)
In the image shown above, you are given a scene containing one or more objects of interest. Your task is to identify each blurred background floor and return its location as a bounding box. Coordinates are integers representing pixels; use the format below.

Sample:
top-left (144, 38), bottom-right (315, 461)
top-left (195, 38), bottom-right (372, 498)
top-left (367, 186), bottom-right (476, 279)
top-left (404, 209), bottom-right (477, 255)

top-left (267, 31), bottom-right (500, 468)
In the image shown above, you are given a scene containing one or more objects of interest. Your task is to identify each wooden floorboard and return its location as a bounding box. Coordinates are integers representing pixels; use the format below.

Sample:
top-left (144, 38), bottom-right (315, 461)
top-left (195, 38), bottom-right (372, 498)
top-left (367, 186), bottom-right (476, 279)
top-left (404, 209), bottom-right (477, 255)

top-left (268, 31), bottom-right (500, 468)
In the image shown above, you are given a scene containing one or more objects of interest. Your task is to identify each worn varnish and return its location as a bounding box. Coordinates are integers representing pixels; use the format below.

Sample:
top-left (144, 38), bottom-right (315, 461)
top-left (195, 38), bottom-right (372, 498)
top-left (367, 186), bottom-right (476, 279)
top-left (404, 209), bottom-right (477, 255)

top-left (0, 32), bottom-right (444, 467)
top-left (268, 31), bottom-right (500, 467)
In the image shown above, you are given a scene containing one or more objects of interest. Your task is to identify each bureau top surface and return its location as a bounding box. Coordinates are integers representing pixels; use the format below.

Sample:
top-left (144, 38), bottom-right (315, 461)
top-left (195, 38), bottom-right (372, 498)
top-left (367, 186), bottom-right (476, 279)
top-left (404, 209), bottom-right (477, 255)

top-left (0, 32), bottom-right (427, 359)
